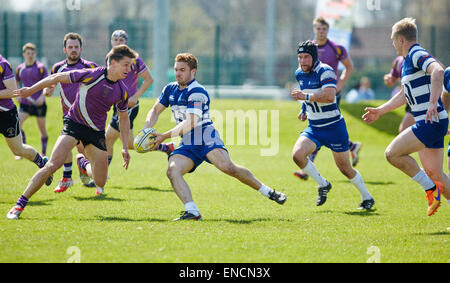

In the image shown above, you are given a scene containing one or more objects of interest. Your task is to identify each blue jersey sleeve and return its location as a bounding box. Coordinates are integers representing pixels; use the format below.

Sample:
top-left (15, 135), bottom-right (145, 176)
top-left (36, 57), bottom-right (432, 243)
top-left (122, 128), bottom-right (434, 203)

top-left (412, 49), bottom-right (436, 73)
top-left (319, 68), bottom-right (337, 89)
top-left (187, 91), bottom-right (208, 117)
top-left (158, 85), bottom-right (170, 107)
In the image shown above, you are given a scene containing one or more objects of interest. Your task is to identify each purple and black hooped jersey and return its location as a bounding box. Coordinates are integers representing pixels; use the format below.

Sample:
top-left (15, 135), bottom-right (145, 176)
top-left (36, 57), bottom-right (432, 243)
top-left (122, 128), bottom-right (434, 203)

top-left (107, 56), bottom-right (147, 98)
top-left (0, 55), bottom-right (16, 111)
top-left (444, 67), bottom-right (450, 94)
top-left (66, 67), bottom-right (128, 131)
top-left (15, 61), bottom-right (48, 105)
top-left (51, 58), bottom-right (98, 115)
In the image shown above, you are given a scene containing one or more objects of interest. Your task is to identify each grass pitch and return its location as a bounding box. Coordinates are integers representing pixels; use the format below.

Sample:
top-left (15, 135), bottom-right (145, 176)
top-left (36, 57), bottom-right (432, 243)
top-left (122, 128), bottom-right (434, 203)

top-left (0, 97), bottom-right (448, 263)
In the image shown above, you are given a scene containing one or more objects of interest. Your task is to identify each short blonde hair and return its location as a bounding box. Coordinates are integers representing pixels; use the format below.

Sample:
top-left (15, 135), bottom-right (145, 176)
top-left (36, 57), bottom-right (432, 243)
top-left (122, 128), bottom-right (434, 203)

top-left (175, 53), bottom-right (198, 70)
top-left (392, 17), bottom-right (417, 42)
top-left (313, 16), bottom-right (329, 28)
top-left (22, 42), bottom-right (36, 53)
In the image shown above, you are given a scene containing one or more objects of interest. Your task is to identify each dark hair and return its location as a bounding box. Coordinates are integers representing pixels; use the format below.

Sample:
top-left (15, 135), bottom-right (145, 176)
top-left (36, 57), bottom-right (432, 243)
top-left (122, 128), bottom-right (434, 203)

top-left (106, 45), bottom-right (138, 63)
top-left (64, 32), bottom-right (83, 48)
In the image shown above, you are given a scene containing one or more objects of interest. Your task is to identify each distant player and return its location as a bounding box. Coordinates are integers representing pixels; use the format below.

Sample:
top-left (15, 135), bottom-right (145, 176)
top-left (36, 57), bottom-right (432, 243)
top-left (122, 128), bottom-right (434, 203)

top-left (363, 18), bottom-right (450, 216)
top-left (384, 56), bottom-right (415, 133)
top-left (292, 41), bottom-right (374, 210)
top-left (294, 17), bottom-right (361, 181)
top-left (144, 53), bottom-right (287, 221)
top-left (0, 54), bottom-right (53, 185)
top-left (15, 43), bottom-right (49, 158)
top-left (7, 45), bottom-right (135, 220)
top-left (43, 33), bottom-right (98, 193)
top-left (105, 30), bottom-right (174, 169)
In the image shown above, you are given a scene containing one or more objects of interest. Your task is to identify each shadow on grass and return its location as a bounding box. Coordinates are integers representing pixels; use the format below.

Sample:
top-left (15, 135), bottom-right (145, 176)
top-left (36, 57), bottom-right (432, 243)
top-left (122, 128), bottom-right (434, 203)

top-left (334, 180), bottom-right (395, 186)
top-left (73, 195), bottom-right (124, 202)
top-left (414, 231), bottom-right (450, 236)
top-left (315, 209), bottom-right (380, 217)
top-left (90, 216), bottom-right (291, 224)
top-left (206, 218), bottom-right (272, 224)
top-left (95, 216), bottom-right (169, 222)
top-left (339, 102), bottom-right (403, 137)
top-left (109, 186), bottom-right (173, 193)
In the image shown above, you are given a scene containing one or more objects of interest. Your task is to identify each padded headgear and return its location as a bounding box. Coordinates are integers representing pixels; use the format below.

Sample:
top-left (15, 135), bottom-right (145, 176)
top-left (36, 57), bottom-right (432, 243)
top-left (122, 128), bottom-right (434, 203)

top-left (297, 40), bottom-right (318, 67)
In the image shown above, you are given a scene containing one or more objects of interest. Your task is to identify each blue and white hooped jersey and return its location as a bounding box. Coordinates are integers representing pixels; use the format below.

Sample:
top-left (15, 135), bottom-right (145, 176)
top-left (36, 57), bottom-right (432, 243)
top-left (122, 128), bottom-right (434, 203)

top-left (295, 61), bottom-right (341, 127)
top-left (159, 79), bottom-right (213, 130)
top-left (401, 44), bottom-right (448, 122)
top-left (444, 67), bottom-right (450, 94)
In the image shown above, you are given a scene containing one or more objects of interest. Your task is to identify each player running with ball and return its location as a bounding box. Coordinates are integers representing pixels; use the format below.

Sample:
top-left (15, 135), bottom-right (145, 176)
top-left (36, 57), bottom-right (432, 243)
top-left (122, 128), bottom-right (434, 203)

top-left (143, 53), bottom-right (287, 221)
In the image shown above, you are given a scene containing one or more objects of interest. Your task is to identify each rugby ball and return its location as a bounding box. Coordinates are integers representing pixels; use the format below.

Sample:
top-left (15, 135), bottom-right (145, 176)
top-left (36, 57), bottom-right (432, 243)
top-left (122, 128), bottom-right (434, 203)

top-left (134, 128), bottom-right (157, 153)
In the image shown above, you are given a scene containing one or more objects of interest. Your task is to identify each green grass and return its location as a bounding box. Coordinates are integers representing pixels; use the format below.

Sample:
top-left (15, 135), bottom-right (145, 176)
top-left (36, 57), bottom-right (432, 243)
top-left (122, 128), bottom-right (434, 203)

top-left (0, 97), bottom-right (449, 263)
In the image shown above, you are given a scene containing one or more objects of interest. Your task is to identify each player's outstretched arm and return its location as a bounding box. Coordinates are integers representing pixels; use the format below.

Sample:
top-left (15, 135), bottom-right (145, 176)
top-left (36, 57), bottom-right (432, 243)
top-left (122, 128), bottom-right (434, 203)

top-left (13, 72), bottom-right (71, 98)
top-left (144, 101), bottom-right (167, 129)
top-left (0, 77), bottom-right (17, 99)
top-left (363, 88), bottom-right (406, 124)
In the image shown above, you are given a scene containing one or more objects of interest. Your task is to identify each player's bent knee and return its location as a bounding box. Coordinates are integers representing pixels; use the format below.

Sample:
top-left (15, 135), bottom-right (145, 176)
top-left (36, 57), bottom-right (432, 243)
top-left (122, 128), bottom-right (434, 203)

top-left (166, 165), bottom-right (181, 180)
top-left (384, 148), bottom-right (395, 164)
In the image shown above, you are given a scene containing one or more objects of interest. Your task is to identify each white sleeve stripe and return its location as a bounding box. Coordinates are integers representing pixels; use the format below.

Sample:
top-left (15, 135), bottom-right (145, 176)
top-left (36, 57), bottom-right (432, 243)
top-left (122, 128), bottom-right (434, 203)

top-left (138, 66), bottom-right (148, 75)
top-left (188, 92), bottom-right (208, 104)
top-left (186, 108), bottom-right (202, 116)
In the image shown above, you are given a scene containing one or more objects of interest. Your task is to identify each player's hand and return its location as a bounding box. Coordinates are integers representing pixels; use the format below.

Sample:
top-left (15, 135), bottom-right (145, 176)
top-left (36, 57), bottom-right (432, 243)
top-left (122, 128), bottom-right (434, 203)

top-left (362, 107), bottom-right (381, 124)
top-left (43, 85), bottom-right (56, 97)
top-left (149, 132), bottom-right (167, 151)
top-left (13, 87), bottom-right (33, 98)
top-left (128, 96), bottom-right (138, 108)
top-left (291, 89), bottom-right (306, 100)
top-left (122, 149), bottom-right (130, 170)
top-left (425, 102), bottom-right (439, 124)
top-left (298, 111), bottom-right (307, 121)
top-left (35, 95), bottom-right (45, 106)
top-left (384, 74), bottom-right (395, 87)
